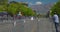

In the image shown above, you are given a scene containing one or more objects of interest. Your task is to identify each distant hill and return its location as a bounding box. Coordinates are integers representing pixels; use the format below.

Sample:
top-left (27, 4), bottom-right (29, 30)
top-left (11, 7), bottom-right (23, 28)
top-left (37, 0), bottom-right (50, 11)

top-left (31, 3), bottom-right (54, 15)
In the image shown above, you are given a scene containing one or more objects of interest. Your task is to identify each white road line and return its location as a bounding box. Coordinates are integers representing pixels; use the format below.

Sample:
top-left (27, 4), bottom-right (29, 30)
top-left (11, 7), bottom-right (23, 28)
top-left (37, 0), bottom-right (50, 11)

top-left (14, 21), bottom-right (16, 27)
top-left (24, 20), bottom-right (26, 23)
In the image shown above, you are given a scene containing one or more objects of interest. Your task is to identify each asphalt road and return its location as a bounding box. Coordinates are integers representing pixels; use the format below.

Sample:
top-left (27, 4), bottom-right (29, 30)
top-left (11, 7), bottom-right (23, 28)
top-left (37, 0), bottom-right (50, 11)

top-left (0, 20), bottom-right (24, 32)
top-left (0, 18), bottom-right (60, 32)
top-left (24, 18), bottom-right (60, 32)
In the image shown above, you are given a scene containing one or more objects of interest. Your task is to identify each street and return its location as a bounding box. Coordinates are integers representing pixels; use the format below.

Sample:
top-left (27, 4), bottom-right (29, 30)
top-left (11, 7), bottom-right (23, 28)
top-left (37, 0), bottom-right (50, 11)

top-left (0, 18), bottom-right (60, 32)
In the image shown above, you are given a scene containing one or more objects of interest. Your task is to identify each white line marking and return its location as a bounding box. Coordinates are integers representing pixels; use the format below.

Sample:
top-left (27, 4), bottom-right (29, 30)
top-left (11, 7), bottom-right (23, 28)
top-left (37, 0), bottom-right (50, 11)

top-left (14, 21), bottom-right (16, 27)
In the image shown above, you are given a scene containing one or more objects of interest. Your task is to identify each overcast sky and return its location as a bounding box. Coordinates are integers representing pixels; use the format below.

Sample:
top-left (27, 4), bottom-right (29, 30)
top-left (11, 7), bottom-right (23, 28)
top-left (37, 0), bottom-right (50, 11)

top-left (9, 0), bottom-right (58, 6)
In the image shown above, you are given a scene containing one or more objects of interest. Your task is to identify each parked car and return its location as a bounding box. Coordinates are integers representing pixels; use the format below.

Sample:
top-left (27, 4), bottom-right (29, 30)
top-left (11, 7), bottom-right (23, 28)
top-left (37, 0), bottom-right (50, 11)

top-left (0, 12), bottom-right (8, 20)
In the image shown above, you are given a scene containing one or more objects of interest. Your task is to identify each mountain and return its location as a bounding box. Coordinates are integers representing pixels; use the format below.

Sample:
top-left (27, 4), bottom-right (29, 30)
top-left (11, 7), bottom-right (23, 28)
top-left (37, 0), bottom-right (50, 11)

top-left (31, 3), bottom-right (54, 15)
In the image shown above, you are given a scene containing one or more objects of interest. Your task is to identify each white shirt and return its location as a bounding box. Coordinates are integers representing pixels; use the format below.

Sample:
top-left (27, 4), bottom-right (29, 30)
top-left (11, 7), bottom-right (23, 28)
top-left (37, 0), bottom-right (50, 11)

top-left (53, 14), bottom-right (59, 23)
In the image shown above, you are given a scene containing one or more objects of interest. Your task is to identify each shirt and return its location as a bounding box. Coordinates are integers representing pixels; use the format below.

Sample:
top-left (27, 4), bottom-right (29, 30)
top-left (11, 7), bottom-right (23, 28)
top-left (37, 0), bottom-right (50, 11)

top-left (53, 14), bottom-right (59, 23)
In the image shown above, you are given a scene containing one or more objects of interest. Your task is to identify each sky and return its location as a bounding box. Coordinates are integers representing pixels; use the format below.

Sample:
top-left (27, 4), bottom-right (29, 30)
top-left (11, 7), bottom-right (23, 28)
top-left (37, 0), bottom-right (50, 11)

top-left (9, 0), bottom-right (58, 6)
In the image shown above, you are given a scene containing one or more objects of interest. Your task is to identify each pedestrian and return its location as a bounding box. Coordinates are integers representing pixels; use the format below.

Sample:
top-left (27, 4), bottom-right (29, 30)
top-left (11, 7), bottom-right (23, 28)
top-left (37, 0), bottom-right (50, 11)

top-left (53, 12), bottom-right (59, 32)
top-left (17, 12), bottom-right (22, 19)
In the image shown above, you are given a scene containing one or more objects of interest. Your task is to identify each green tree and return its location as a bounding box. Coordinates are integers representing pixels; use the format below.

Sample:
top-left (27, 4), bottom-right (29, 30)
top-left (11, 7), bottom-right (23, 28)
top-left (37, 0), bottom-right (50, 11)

top-left (0, 1), bottom-right (36, 16)
top-left (51, 0), bottom-right (60, 16)
top-left (18, 5), bottom-right (35, 16)
top-left (8, 3), bottom-right (19, 16)
top-left (0, 0), bottom-right (8, 12)
top-left (0, 5), bottom-right (7, 12)
top-left (0, 0), bottom-right (8, 5)
top-left (7, 1), bottom-right (36, 16)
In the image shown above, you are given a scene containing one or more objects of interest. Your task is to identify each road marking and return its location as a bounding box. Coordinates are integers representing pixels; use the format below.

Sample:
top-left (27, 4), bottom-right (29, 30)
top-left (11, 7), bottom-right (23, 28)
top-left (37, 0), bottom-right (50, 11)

top-left (31, 17), bottom-right (34, 20)
top-left (24, 20), bottom-right (26, 23)
top-left (14, 21), bottom-right (16, 27)
top-left (38, 19), bottom-right (40, 21)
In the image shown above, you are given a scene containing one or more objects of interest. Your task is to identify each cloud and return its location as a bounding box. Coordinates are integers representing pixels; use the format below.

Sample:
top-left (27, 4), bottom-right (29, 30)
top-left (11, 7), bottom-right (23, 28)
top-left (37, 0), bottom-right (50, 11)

top-left (29, 2), bottom-right (42, 5)
top-left (35, 2), bottom-right (42, 5)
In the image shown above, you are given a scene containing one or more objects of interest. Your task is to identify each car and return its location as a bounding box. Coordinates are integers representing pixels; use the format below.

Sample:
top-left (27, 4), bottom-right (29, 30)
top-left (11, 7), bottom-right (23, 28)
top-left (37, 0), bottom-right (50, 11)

top-left (0, 11), bottom-right (8, 20)
top-left (0, 12), bottom-right (8, 16)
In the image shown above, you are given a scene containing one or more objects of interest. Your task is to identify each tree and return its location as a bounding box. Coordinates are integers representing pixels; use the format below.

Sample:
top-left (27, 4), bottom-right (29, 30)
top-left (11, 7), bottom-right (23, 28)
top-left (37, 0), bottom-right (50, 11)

top-left (0, 0), bottom-right (8, 12)
top-left (0, 0), bottom-right (8, 5)
top-left (7, 1), bottom-right (36, 16)
top-left (51, 0), bottom-right (60, 16)
top-left (0, 1), bottom-right (36, 16)
top-left (7, 2), bottom-right (19, 16)
top-left (20, 2), bottom-right (28, 6)
top-left (18, 5), bottom-right (35, 16)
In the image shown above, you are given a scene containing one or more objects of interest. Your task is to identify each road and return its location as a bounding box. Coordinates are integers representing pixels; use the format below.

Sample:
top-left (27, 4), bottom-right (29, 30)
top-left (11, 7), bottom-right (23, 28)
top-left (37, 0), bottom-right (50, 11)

top-left (0, 20), bottom-right (24, 32)
top-left (0, 18), bottom-right (60, 32)
top-left (24, 18), bottom-right (60, 32)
